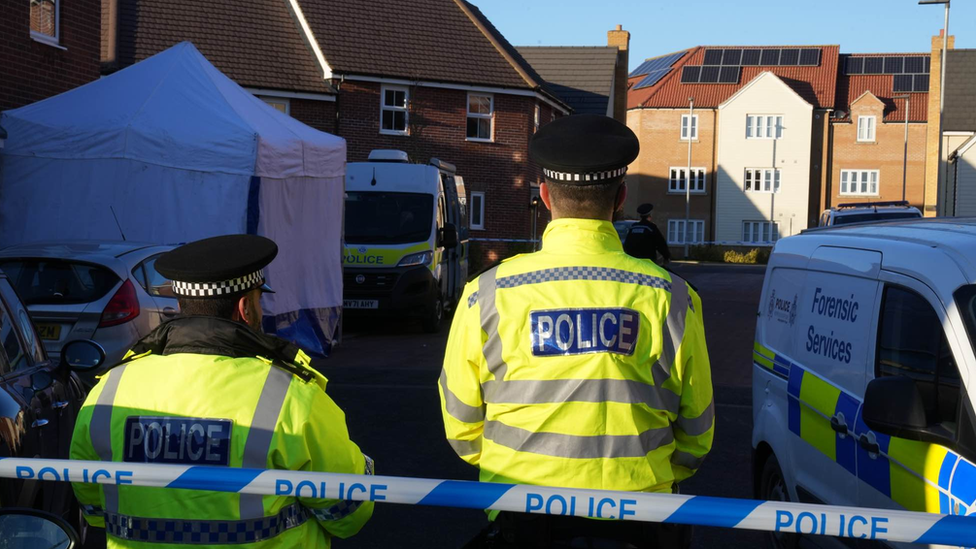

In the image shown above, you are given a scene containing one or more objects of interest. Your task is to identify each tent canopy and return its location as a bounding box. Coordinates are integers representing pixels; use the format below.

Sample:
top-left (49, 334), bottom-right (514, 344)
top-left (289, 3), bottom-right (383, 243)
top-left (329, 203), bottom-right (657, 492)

top-left (2, 41), bottom-right (343, 179)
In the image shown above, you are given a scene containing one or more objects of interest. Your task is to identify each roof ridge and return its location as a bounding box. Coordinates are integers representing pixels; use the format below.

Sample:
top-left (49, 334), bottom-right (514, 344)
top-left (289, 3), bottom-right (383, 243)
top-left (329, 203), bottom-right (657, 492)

top-left (517, 45), bottom-right (617, 50)
top-left (637, 47), bottom-right (691, 63)
top-left (452, 0), bottom-right (541, 90)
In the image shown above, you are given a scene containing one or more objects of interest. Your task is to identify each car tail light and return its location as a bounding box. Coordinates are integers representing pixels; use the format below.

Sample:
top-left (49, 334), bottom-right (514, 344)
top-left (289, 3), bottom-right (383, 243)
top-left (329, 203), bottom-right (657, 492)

top-left (99, 279), bottom-right (140, 328)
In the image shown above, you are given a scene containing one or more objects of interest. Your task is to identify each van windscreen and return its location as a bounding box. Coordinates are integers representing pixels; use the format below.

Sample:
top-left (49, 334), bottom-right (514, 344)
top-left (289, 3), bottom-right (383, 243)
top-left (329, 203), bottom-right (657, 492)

top-left (346, 192), bottom-right (434, 244)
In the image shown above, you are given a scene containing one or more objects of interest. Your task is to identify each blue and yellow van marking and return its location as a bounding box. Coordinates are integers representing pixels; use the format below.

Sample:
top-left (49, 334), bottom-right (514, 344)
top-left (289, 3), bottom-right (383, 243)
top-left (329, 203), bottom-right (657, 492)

top-left (755, 340), bottom-right (975, 516)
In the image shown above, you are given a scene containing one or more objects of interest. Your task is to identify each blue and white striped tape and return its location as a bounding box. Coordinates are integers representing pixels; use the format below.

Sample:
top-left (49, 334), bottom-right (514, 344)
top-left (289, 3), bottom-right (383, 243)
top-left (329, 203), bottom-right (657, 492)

top-left (2, 458), bottom-right (974, 546)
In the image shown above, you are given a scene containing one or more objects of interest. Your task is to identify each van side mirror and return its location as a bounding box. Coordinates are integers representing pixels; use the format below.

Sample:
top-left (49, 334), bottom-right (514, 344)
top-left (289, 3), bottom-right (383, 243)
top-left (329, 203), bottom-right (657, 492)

top-left (862, 376), bottom-right (954, 446)
top-left (440, 224), bottom-right (459, 249)
top-left (60, 340), bottom-right (106, 373)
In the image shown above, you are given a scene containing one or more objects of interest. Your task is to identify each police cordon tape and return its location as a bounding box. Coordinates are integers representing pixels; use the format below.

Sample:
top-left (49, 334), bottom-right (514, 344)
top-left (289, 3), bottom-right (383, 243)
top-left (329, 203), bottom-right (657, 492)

top-left (3, 458), bottom-right (974, 546)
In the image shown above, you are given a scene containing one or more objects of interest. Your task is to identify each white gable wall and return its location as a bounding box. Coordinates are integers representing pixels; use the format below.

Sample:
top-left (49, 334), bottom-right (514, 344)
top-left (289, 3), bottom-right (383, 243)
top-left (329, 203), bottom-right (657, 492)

top-left (715, 73), bottom-right (813, 243)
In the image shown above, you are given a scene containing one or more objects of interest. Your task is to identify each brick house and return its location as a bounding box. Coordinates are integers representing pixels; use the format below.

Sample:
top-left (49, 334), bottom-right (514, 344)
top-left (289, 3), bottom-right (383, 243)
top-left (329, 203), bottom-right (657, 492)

top-left (0, 0), bottom-right (102, 112)
top-left (626, 45), bottom-right (840, 250)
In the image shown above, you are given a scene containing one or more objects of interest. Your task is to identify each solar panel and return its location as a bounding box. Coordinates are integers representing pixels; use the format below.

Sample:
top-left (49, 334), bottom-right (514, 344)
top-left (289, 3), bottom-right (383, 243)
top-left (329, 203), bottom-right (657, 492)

top-left (741, 50), bottom-right (761, 66)
top-left (799, 49), bottom-right (820, 66)
top-left (681, 66), bottom-right (702, 83)
top-left (863, 57), bottom-right (883, 74)
top-left (845, 57), bottom-right (864, 75)
top-left (629, 51), bottom-right (687, 78)
top-left (633, 69), bottom-right (672, 90)
top-left (914, 74), bottom-right (930, 92)
top-left (722, 49), bottom-right (743, 66)
top-left (719, 66), bottom-right (740, 83)
top-left (760, 49), bottom-right (780, 65)
top-left (924, 56), bottom-right (931, 73)
top-left (884, 57), bottom-right (904, 74)
top-left (893, 75), bottom-right (913, 92)
top-left (703, 49), bottom-right (723, 66)
top-left (903, 56), bottom-right (925, 73)
top-left (780, 49), bottom-right (800, 66)
top-left (699, 66), bottom-right (720, 83)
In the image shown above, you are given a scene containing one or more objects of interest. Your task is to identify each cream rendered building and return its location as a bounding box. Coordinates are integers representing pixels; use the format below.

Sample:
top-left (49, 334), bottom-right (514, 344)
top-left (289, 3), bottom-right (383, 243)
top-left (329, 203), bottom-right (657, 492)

top-left (715, 72), bottom-right (813, 244)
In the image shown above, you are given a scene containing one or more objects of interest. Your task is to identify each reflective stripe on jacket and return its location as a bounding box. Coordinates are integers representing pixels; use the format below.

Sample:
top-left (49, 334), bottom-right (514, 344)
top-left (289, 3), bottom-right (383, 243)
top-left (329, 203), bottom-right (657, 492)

top-left (70, 317), bottom-right (373, 548)
top-left (439, 218), bottom-right (713, 495)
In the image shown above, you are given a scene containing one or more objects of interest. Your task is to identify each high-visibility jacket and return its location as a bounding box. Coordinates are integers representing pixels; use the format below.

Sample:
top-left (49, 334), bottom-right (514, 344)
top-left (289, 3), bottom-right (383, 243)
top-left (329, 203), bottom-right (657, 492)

top-left (439, 218), bottom-right (713, 497)
top-left (70, 317), bottom-right (373, 548)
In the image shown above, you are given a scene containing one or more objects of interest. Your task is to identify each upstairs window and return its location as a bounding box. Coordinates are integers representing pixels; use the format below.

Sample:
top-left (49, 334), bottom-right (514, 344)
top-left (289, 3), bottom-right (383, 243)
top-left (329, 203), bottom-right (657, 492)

top-left (747, 115), bottom-right (783, 139)
top-left (30, 0), bottom-right (59, 44)
top-left (744, 168), bottom-right (781, 193)
top-left (381, 86), bottom-right (409, 135)
top-left (467, 93), bottom-right (494, 141)
top-left (669, 167), bottom-right (707, 193)
top-left (857, 116), bottom-right (876, 142)
top-left (680, 114), bottom-right (698, 141)
top-left (534, 104), bottom-right (541, 134)
top-left (260, 97), bottom-right (290, 115)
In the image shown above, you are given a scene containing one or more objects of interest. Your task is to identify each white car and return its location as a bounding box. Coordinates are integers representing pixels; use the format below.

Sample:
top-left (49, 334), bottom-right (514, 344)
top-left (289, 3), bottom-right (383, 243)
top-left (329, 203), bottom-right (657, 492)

top-left (752, 218), bottom-right (976, 548)
top-left (818, 201), bottom-right (922, 227)
top-left (0, 241), bottom-right (178, 386)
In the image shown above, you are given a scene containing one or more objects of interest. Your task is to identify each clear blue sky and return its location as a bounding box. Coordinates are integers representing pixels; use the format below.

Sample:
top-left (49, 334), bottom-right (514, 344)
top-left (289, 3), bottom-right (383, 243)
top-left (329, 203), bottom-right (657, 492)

top-left (476, 0), bottom-right (972, 71)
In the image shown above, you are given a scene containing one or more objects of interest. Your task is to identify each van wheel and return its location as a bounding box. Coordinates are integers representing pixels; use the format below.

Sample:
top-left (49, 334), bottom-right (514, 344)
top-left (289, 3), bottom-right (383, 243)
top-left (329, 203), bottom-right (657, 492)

top-left (761, 455), bottom-right (798, 549)
top-left (422, 300), bottom-right (444, 333)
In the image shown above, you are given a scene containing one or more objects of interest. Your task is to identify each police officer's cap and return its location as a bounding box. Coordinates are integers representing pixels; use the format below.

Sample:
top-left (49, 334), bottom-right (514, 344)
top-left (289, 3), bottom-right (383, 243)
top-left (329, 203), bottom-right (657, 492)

top-left (637, 203), bottom-right (654, 216)
top-left (530, 114), bottom-right (640, 186)
top-left (156, 235), bottom-right (277, 298)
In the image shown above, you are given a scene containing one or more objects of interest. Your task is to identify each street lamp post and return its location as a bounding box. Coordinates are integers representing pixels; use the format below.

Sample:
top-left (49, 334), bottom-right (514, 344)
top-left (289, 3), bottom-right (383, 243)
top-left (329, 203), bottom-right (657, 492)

top-left (685, 97), bottom-right (693, 259)
top-left (919, 0), bottom-right (950, 214)
top-left (894, 94), bottom-right (911, 202)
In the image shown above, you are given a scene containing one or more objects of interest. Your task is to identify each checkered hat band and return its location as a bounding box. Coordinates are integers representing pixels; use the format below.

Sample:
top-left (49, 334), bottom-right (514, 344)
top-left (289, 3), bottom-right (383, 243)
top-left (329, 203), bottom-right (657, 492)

top-left (543, 167), bottom-right (627, 183)
top-left (172, 270), bottom-right (264, 297)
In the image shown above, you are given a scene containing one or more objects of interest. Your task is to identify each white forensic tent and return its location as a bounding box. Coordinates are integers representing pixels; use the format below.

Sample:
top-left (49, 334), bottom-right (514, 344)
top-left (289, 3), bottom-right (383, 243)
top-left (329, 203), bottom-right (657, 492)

top-left (0, 42), bottom-right (344, 355)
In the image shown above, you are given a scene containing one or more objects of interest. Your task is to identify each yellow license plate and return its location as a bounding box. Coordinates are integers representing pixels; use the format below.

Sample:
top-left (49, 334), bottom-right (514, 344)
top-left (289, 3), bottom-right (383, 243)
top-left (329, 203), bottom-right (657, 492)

top-left (36, 323), bottom-right (62, 341)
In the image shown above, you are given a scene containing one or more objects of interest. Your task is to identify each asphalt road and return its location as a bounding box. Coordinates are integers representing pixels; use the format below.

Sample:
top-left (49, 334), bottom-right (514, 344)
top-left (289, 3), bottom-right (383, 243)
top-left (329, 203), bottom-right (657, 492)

top-left (321, 262), bottom-right (768, 548)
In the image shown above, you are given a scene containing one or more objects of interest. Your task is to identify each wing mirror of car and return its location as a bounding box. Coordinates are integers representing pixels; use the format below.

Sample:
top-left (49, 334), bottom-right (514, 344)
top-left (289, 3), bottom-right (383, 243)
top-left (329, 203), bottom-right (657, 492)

top-left (440, 224), bottom-right (459, 249)
top-left (862, 376), bottom-right (955, 447)
top-left (0, 508), bottom-right (78, 548)
top-left (60, 340), bottom-right (106, 373)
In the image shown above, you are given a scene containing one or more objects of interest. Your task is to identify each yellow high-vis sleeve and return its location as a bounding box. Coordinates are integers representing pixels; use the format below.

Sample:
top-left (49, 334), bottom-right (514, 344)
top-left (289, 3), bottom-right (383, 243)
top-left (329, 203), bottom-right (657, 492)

top-left (439, 281), bottom-right (487, 466)
top-left (69, 373), bottom-right (110, 528)
top-left (670, 287), bottom-right (714, 482)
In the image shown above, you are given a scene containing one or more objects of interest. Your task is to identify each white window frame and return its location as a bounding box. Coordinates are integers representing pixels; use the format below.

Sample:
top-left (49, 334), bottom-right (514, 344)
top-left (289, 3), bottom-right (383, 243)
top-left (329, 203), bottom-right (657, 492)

top-left (380, 85), bottom-right (409, 136)
top-left (29, 0), bottom-right (60, 46)
top-left (742, 221), bottom-right (780, 244)
top-left (680, 114), bottom-right (698, 141)
top-left (259, 97), bottom-right (290, 115)
top-left (534, 104), bottom-right (541, 134)
top-left (839, 169), bottom-right (880, 196)
top-left (857, 116), bottom-right (876, 142)
top-left (667, 219), bottom-right (704, 245)
top-left (466, 93), bottom-right (494, 142)
top-left (668, 167), bottom-right (707, 194)
top-left (469, 191), bottom-right (485, 230)
top-left (746, 115), bottom-right (784, 140)
top-left (744, 168), bottom-right (781, 193)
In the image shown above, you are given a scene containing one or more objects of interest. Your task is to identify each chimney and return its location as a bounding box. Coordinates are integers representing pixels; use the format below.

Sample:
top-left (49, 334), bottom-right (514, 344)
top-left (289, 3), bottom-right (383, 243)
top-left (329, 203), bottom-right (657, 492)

top-left (608, 25), bottom-right (630, 123)
top-left (923, 32), bottom-right (956, 216)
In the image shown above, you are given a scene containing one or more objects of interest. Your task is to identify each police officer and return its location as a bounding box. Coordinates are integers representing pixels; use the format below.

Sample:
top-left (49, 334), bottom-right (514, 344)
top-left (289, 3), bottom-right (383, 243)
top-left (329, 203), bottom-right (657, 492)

top-left (623, 203), bottom-right (672, 265)
top-left (70, 235), bottom-right (373, 548)
top-left (439, 115), bottom-right (713, 548)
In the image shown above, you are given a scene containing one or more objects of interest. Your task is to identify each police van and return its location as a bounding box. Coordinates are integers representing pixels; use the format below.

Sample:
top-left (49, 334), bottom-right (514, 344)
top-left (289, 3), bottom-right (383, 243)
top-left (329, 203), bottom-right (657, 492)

top-left (343, 150), bottom-right (468, 332)
top-left (752, 218), bottom-right (976, 548)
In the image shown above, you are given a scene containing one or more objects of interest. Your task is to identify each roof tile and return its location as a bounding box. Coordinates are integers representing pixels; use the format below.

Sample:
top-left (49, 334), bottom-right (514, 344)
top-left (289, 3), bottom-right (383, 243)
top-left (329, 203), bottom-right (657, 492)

top-left (516, 47), bottom-right (618, 115)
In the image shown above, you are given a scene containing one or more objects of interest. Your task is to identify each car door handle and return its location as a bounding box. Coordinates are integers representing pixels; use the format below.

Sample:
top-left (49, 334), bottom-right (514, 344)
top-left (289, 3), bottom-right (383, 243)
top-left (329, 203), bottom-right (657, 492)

top-left (162, 307), bottom-right (178, 316)
top-left (858, 433), bottom-right (880, 455)
top-left (830, 414), bottom-right (849, 436)
top-left (52, 400), bottom-right (70, 409)
top-left (31, 419), bottom-right (49, 428)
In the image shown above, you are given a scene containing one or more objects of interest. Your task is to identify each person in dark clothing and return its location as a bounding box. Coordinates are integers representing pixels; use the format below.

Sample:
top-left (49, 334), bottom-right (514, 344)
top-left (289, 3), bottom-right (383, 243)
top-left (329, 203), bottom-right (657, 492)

top-left (623, 203), bottom-right (672, 264)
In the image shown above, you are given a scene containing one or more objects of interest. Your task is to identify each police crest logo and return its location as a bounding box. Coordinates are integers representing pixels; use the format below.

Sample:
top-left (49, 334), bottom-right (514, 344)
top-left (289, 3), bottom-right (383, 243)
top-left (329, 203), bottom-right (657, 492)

top-left (530, 308), bottom-right (639, 356)
top-left (123, 417), bottom-right (233, 466)
top-left (767, 289), bottom-right (776, 318)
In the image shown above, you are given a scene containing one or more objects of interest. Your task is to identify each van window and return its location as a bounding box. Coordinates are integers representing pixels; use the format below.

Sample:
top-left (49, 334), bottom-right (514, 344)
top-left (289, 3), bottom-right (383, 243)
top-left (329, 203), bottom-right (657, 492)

top-left (346, 192), bottom-right (434, 245)
top-left (876, 286), bottom-right (960, 433)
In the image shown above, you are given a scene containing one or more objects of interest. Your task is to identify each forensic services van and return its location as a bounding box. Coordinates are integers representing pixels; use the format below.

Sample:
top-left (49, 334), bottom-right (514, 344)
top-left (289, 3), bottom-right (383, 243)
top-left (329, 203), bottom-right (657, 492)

top-left (752, 218), bottom-right (976, 548)
top-left (343, 150), bottom-right (468, 332)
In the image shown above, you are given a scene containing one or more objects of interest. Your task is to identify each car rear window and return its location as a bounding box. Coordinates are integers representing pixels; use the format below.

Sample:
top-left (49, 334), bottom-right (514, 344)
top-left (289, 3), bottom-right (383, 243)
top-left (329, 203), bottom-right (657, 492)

top-left (0, 260), bottom-right (121, 305)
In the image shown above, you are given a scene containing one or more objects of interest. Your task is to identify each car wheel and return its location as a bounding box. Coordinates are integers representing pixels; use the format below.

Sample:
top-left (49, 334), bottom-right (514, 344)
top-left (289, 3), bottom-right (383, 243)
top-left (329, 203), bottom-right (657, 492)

top-left (422, 299), bottom-right (444, 333)
top-left (761, 455), bottom-right (798, 549)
